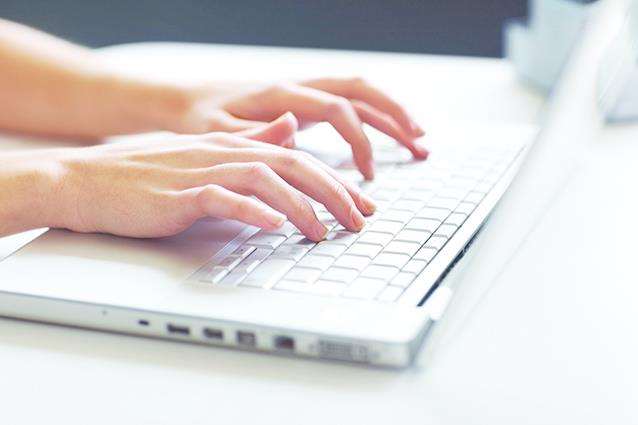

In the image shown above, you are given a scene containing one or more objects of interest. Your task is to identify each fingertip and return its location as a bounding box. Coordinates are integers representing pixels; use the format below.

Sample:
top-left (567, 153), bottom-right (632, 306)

top-left (359, 193), bottom-right (377, 216)
top-left (357, 157), bottom-right (374, 181)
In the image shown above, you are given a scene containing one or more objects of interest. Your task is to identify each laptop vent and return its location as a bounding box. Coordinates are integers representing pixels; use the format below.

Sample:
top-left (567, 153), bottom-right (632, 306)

top-left (318, 340), bottom-right (369, 363)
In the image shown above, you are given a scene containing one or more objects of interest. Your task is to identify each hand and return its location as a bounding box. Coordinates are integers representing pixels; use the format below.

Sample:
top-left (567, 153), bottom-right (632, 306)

top-left (164, 78), bottom-right (427, 180)
top-left (30, 117), bottom-right (375, 241)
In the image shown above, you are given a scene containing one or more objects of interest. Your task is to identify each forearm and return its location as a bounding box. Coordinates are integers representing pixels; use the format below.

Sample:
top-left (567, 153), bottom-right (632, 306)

top-left (0, 19), bottom-right (191, 139)
top-left (0, 150), bottom-right (63, 236)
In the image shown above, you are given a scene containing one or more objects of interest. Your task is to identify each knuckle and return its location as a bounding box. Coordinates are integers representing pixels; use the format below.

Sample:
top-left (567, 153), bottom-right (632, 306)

top-left (267, 82), bottom-right (294, 96)
top-left (291, 196), bottom-right (312, 219)
top-left (328, 181), bottom-right (350, 202)
top-left (349, 76), bottom-right (367, 87)
top-left (243, 161), bottom-right (272, 179)
top-left (326, 97), bottom-right (353, 117)
top-left (278, 151), bottom-right (302, 169)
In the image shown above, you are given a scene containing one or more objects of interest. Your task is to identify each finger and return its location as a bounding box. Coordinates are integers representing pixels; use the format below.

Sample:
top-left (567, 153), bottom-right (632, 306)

top-left (181, 184), bottom-right (287, 231)
top-left (351, 100), bottom-right (429, 159)
top-left (222, 147), bottom-right (367, 232)
top-left (233, 112), bottom-right (298, 148)
top-left (302, 77), bottom-right (424, 137)
top-left (230, 85), bottom-right (375, 180)
top-left (181, 163), bottom-right (328, 241)
top-left (203, 110), bottom-right (266, 133)
top-left (206, 136), bottom-right (377, 216)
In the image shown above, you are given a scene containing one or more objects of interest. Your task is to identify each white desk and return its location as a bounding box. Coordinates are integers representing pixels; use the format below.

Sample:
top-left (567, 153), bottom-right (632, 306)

top-left (2, 44), bottom-right (636, 425)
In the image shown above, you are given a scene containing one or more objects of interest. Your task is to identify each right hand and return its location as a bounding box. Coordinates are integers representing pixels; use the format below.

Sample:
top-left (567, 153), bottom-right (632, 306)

top-left (43, 114), bottom-right (376, 241)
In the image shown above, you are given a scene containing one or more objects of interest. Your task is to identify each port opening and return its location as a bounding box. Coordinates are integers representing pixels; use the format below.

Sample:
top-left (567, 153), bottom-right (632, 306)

top-left (236, 331), bottom-right (256, 347)
top-left (138, 319), bottom-right (150, 326)
top-left (274, 335), bottom-right (295, 351)
top-left (166, 323), bottom-right (190, 336)
top-left (203, 327), bottom-right (224, 340)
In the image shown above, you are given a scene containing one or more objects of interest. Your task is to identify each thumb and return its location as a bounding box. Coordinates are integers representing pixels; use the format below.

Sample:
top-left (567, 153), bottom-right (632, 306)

top-left (233, 112), bottom-right (298, 148)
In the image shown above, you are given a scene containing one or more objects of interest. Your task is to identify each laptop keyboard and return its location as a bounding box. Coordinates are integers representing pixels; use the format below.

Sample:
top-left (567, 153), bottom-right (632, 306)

top-left (195, 142), bottom-right (523, 303)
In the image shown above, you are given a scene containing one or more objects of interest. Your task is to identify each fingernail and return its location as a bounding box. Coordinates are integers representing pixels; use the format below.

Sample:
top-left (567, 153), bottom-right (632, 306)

top-left (350, 208), bottom-right (366, 231)
top-left (314, 223), bottom-right (329, 241)
top-left (262, 209), bottom-right (287, 228)
top-left (411, 120), bottom-right (426, 137)
top-left (359, 193), bottom-right (377, 215)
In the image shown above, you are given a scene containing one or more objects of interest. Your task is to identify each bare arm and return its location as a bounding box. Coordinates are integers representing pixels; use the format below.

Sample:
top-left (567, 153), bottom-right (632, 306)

top-left (0, 18), bottom-right (185, 139)
top-left (0, 19), bottom-right (427, 179)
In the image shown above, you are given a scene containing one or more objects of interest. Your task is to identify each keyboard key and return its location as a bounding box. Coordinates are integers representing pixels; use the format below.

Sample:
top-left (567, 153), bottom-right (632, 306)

top-left (201, 266), bottom-right (229, 284)
top-left (271, 244), bottom-right (311, 261)
top-left (445, 212), bottom-right (467, 226)
top-left (437, 187), bottom-right (469, 200)
top-left (346, 243), bottom-right (383, 258)
top-left (403, 260), bottom-right (427, 274)
top-left (324, 231), bottom-right (359, 246)
top-left (392, 200), bottom-right (424, 212)
top-left (321, 267), bottom-right (359, 283)
top-left (424, 236), bottom-right (448, 251)
top-left (333, 255), bottom-right (370, 271)
top-left (373, 253), bottom-right (410, 268)
top-left (414, 247), bottom-right (438, 262)
top-left (465, 192), bottom-right (484, 204)
top-left (428, 197), bottom-right (459, 210)
top-left (284, 267), bottom-right (323, 284)
top-left (246, 233), bottom-right (287, 249)
top-left (415, 207), bottom-right (450, 221)
top-left (401, 188), bottom-right (434, 201)
top-left (228, 245), bottom-right (256, 261)
top-left (390, 272), bottom-right (416, 288)
top-left (240, 258), bottom-right (296, 288)
top-left (474, 181), bottom-right (493, 193)
top-left (381, 210), bottom-right (413, 224)
top-left (384, 241), bottom-right (421, 256)
top-left (217, 269), bottom-right (247, 286)
top-left (377, 286), bottom-right (404, 303)
top-left (312, 280), bottom-right (348, 296)
top-left (297, 255), bottom-right (334, 271)
top-left (357, 232), bottom-right (393, 246)
top-left (405, 218), bottom-right (440, 233)
top-left (447, 176), bottom-right (478, 190)
top-left (434, 224), bottom-right (458, 238)
top-left (455, 201), bottom-right (476, 215)
top-left (342, 278), bottom-right (387, 300)
top-left (361, 265), bottom-right (399, 281)
top-left (371, 188), bottom-right (400, 201)
top-left (394, 229), bottom-right (431, 244)
top-left (266, 221), bottom-right (298, 237)
top-left (369, 220), bottom-right (404, 235)
top-left (311, 243), bottom-right (347, 257)
top-left (235, 248), bottom-right (273, 274)
top-left (283, 234), bottom-right (316, 247)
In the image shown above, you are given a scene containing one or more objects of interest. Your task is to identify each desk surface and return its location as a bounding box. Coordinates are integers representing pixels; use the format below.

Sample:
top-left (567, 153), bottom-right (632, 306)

top-left (1, 44), bottom-right (637, 425)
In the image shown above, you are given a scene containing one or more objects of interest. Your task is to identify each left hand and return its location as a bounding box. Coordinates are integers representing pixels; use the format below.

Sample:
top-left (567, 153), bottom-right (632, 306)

top-left (164, 78), bottom-right (428, 180)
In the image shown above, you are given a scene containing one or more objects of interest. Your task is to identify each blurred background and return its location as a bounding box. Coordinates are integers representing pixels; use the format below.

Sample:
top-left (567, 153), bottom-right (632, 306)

top-left (0, 0), bottom-right (526, 57)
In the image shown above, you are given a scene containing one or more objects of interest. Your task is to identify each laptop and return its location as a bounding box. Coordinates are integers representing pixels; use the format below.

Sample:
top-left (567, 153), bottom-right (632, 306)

top-left (0, 2), bottom-right (614, 367)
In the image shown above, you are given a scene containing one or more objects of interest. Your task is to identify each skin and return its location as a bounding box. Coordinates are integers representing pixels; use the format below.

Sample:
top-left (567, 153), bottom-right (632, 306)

top-left (0, 18), bottom-right (427, 241)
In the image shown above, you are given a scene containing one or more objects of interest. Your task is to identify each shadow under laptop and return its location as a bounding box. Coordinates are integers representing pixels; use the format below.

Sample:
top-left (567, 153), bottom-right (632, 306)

top-left (0, 312), bottom-right (453, 388)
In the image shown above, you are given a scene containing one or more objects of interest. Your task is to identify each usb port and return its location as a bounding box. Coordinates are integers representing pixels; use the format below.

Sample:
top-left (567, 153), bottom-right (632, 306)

top-left (274, 335), bottom-right (295, 351)
top-left (166, 323), bottom-right (190, 336)
top-left (203, 327), bottom-right (224, 340)
top-left (236, 331), bottom-right (256, 347)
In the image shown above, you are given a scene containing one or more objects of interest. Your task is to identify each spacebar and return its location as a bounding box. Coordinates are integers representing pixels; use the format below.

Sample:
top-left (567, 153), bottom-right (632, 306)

top-left (239, 258), bottom-right (296, 289)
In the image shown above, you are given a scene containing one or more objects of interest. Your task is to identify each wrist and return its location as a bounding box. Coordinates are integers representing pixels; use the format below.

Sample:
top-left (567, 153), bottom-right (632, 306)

top-left (98, 74), bottom-right (197, 133)
top-left (0, 150), bottom-right (67, 236)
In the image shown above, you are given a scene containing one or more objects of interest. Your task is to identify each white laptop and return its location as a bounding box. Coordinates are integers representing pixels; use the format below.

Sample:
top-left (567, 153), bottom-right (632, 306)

top-left (0, 1), bottom-right (615, 367)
